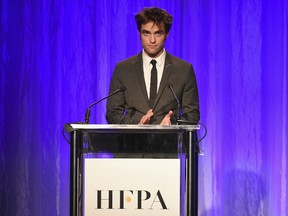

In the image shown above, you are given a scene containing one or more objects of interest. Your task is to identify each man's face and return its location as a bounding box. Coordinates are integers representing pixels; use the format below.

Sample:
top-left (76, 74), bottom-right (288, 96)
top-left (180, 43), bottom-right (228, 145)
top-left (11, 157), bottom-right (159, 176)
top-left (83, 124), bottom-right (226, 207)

top-left (140, 22), bottom-right (168, 58)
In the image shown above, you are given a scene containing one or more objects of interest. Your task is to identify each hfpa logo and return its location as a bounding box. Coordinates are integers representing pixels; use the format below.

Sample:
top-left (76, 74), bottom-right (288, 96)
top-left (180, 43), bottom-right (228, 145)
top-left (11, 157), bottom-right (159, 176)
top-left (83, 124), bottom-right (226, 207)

top-left (95, 190), bottom-right (168, 210)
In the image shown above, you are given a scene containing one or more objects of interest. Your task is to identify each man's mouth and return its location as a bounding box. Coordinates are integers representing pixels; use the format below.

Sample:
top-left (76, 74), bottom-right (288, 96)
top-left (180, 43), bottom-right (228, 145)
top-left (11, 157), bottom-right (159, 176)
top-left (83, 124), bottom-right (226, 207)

top-left (148, 45), bottom-right (157, 49)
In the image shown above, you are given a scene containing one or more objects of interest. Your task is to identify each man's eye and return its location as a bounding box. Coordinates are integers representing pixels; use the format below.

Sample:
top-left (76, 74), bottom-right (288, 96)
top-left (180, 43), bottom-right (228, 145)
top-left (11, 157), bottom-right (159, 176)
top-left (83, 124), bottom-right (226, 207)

top-left (155, 32), bottom-right (164, 37)
top-left (143, 32), bottom-right (150, 36)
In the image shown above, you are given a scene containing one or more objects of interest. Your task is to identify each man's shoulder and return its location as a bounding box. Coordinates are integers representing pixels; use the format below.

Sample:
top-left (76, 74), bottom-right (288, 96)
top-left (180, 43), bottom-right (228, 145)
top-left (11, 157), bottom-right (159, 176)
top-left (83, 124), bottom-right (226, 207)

top-left (116, 53), bottom-right (141, 66)
top-left (167, 53), bottom-right (192, 66)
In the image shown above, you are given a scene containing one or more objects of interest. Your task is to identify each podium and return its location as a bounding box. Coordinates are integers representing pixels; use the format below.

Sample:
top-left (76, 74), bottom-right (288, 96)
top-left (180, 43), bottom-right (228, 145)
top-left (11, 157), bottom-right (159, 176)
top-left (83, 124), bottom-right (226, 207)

top-left (67, 124), bottom-right (200, 216)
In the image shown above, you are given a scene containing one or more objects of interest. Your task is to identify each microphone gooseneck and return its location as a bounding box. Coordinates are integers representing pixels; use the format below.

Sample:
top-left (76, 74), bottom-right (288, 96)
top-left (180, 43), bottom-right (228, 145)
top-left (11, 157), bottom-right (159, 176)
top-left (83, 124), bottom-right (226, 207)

top-left (168, 83), bottom-right (181, 122)
top-left (84, 86), bottom-right (126, 124)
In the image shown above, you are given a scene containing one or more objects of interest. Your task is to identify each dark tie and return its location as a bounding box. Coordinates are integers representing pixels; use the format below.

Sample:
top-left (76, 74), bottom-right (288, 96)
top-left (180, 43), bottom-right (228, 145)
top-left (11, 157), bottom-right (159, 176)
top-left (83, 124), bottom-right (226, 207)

top-left (150, 59), bottom-right (157, 107)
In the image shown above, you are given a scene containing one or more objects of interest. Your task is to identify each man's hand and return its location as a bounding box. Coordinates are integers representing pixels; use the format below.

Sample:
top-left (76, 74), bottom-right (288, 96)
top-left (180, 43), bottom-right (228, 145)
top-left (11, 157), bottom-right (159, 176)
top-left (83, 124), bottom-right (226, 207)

top-left (160, 110), bottom-right (173, 125)
top-left (139, 109), bottom-right (154, 124)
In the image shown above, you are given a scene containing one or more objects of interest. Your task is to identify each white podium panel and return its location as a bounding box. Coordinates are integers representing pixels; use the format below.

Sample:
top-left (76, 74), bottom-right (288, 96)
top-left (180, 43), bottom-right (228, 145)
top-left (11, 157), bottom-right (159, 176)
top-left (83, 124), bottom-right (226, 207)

top-left (84, 158), bottom-right (180, 216)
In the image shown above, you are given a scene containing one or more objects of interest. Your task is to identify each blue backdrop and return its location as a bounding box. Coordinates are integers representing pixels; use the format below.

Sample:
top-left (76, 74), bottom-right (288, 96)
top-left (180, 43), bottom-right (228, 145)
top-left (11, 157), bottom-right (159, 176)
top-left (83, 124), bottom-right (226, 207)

top-left (1, 0), bottom-right (287, 215)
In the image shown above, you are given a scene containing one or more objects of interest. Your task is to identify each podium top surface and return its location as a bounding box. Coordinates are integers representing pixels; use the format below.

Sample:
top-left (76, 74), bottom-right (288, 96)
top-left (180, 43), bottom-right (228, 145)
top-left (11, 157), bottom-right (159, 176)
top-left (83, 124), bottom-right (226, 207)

top-left (67, 124), bottom-right (200, 133)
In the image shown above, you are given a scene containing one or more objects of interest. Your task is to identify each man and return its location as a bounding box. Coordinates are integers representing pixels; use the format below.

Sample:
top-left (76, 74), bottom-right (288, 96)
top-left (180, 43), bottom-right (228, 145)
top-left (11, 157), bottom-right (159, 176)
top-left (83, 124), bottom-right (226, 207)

top-left (106, 7), bottom-right (200, 125)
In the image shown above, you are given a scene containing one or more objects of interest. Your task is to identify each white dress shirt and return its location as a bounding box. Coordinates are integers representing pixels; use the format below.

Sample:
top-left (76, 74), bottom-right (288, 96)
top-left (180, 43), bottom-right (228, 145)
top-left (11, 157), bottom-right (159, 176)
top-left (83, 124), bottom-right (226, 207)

top-left (142, 49), bottom-right (166, 99)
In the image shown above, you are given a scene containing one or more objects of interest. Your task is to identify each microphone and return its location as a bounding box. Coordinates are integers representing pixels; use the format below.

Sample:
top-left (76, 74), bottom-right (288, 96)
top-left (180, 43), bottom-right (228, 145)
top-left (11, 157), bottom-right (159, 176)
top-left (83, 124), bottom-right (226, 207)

top-left (167, 85), bottom-right (207, 155)
top-left (167, 83), bottom-right (181, 122)
top-left (168, 83), bottom-right (199, 126)
top-left (84, 86), bottom-right (126, 124)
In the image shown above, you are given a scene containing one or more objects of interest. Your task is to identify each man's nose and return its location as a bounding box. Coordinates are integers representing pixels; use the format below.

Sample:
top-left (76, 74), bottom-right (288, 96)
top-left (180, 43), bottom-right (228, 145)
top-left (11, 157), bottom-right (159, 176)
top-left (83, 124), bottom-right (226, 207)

top-left (150, 34), bottom-right (156, 43)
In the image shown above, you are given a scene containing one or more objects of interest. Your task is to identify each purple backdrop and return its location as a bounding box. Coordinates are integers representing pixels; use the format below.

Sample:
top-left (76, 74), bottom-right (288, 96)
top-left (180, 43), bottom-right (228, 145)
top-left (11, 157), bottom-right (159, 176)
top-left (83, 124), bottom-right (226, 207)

top-left (0, 0), bottom-right (287, 215)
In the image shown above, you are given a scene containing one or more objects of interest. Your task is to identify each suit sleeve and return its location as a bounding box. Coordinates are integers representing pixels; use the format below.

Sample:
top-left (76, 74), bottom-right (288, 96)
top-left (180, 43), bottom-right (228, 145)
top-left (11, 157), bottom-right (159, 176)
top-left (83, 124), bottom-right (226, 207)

top-left (106, 64), bottom-right (139, 124)
top-left (181, 65), bottom-right (200, 123)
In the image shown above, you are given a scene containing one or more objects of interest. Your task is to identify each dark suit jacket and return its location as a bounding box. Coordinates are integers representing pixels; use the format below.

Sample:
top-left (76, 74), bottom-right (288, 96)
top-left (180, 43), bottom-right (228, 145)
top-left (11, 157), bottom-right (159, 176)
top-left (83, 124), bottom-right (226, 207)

top-left (106, 52), bottom-right (200, 124)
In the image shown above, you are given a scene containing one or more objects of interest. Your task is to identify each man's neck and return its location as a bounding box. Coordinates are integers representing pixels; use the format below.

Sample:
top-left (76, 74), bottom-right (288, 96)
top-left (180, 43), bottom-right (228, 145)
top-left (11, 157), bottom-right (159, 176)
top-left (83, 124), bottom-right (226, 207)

top-left (143, 49), bottom-right (165, 58)
top-left (143, 49), bottom-right (164, 58)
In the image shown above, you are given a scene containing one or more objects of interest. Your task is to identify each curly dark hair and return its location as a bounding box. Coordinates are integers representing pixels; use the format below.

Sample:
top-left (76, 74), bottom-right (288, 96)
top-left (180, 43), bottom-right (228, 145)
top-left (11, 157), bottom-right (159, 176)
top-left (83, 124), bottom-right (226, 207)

top-left (135, 7), bottom-right (173, 33)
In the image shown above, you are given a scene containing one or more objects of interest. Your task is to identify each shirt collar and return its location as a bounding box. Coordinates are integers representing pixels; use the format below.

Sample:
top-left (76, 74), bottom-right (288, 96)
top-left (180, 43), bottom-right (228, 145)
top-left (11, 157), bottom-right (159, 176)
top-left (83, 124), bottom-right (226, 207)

top-left (142, 49), bottom-right (166, 66)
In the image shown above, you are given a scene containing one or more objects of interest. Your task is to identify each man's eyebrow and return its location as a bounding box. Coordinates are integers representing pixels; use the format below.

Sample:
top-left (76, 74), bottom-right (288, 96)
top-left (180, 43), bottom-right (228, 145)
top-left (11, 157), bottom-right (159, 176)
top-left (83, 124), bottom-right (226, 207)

top-left (141, 29), bottom-right (164, 34)
top-left (141, 29), bottom-right (151, 33)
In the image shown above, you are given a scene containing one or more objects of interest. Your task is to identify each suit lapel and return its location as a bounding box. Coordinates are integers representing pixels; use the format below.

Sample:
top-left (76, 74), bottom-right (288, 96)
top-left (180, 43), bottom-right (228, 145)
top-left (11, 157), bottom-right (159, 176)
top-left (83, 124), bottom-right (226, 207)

top-left (153, 53), bottom-right (173, 110)
top-left (134, 53), bottom-right (150, 106)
